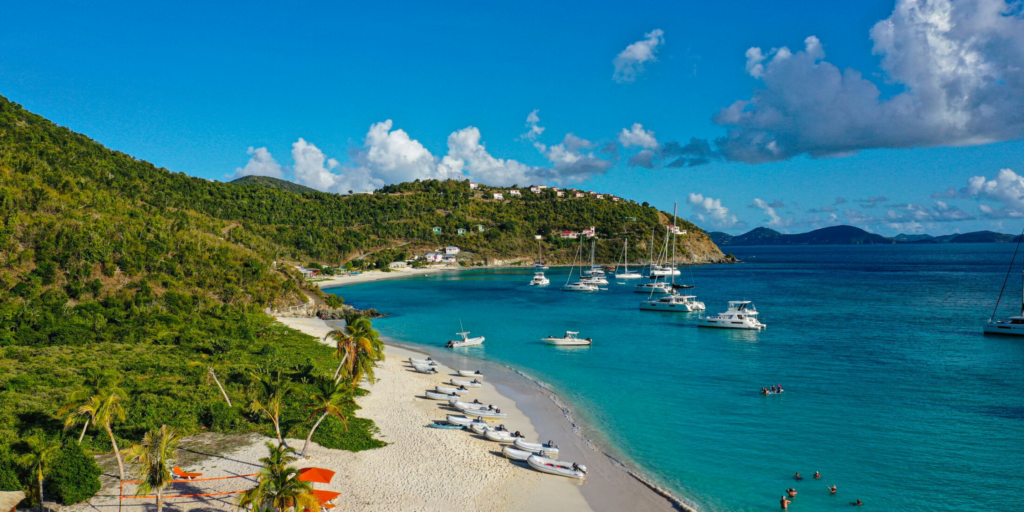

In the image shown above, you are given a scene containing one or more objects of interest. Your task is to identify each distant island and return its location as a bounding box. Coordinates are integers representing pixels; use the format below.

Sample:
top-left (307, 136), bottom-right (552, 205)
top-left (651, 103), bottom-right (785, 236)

top-left (709, 225), bottom-right (1022, 246)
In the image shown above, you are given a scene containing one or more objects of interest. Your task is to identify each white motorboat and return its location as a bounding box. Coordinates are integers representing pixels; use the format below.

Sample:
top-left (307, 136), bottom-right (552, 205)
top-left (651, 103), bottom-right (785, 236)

top-left (409, 357), bottom-right (437, 366)
top-left (484, 427), bottom-right (525, 443)
top-left (445, 414), bottom-right (487, 428)
top-left (458, 370), bottom-right (484, 378)
top-left (464, 407), bottom-right (507, 420)
top-left (639, 294), bottom-right (705, 312)
top-left (435, 385), bottom-right (470, 395)
top-left (469, 421), bottom-right (490, 435)
top-left (449, 399), bottom-right (491, 411)
top-left (583, 267), bottom-right (606, 277)
top-left (514, 439), bottom-right (559, 457)
top-left (425, 390), bottom-right (460, 400)
top-left (699, 301), bottom-right (767, 330)
top-left (446, 331), bottom-right (484, 348)
top-left (450, 378), bottom-right (483, 388)
top-left (563, 282), bottom-right (598, 292)
top-left (502, 445), bottom-right (536, 461)
top-left (541, 331), bottom-right (593, 346)
top-left (633, 282), bottom-right (672, 294)
top-left (529, 272), bottom-right (550, 286)
top-left (527, 455), bottom-right (585, 479)
top-left (411, 364), bottom-right (438, 374)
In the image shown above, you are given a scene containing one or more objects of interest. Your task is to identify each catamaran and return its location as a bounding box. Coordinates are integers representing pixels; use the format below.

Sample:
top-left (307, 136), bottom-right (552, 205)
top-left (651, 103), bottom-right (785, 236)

top-left (541, 331), bottom-right (593, 346)
top-left (534, 238), bottom-right (549, 270)
top-left (640, 204), bottom-right (704, 310)
top-left (615, 238), bottom-right (642, 279)
top-left (563, 238), bottom-right (598, 292)
top-left (633, 281), bottom-right (673, 294)
top-left (582, 239), bottom-right (607, 281)
top-left (699, 301), bottom-right (766, 330)
top-left (984, 228), bottom-right (1024, 336)
top-left (529, 272), bottom-right (550, 286)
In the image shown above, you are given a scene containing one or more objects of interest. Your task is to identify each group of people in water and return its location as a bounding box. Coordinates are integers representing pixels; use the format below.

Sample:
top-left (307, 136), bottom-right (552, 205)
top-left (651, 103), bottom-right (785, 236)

top-left (780, 472), bottom-right (863, 509)
top-left (760, 384), bottom-right (785, 394)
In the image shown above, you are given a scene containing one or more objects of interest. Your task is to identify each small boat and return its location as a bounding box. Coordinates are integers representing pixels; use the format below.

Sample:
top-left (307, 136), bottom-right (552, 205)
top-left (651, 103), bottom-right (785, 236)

top-left (529, 272), bottom-right (551, 286)
top-left (469, 421), bottom-right (490, 435)
top-left (445, 414), bottom-right (488, 428)
top-left (435, 385), bottom-right (470, 395)
top-left (527, 455), bottom-right (585, 479)
top-left (615, 239), bottom-right (643, 279)
top-left (541, 331), bottom-right (592, 346)
top-left (533, 262), bottom-right (550, 271)
top-left (514, 439), bottom-right (560, 457)
top-left (649, 264), bottom-right (681, 277)
top-left (699, 301), bottom-right (767, 330)
top-left (639, 294), bottom-right (705, 312)
top-left (633, 282), bottom-right (672, 294)
top-left (454, 404), bottom-right (507, 419)
top-left (458, 370), bottom-right (484, 378)
top-left (409, 357), bottom-right (437, 366)
top-left (502, 445), bottom-right (535, 461)
top-left (446, 331), bottom-right (484, 348)
top-left (449, 399), bottom-right (493, 412)
top-left (425, 390), bottom-right (461, 400)
top-left (534, 239), bottom-right (549, 270)
top-left (984, 233), bottom-right (1024, 336)
top-left (580, 275), bottom-right (608, 286)
top-left (411, 364), bottom-right (438, 374)
top-left (484, 427), bottom-right (525, 443)
top-left (563, 282), bottom-right (598, 292)
top-left (428, 421), bottom-right (464, 430)
top-left (450, 378), bottom-right (483, 388)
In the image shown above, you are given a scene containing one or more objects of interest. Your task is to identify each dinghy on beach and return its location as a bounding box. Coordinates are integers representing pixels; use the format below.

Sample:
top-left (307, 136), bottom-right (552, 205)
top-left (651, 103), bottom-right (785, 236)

top-left (514, 439), bottom-right (559, 457)
top-left (469, 421), bottom-right (490, 435)
top-left (428, 421), bottom-right (464, 430)
top-left (412, 364), bottom-right (438, 374)
top-left (450, 378), bottom-right (483, 388)
top-left (409, 357), bottom-right (436, 366)
top-left (445, 414), bottom-right (488, 429)
top-left (435, 385), bottom-right (470, 395)
top-left (527, 455), bottom-right (586, 479)
top-left (483, 426), bottom-right (525, 443)
top-left (425, 390), bottom-right (460, 400)
top-left (502, 445), bottom-right (554, 461)
top-left (458, 370), bottom-right (484, 378)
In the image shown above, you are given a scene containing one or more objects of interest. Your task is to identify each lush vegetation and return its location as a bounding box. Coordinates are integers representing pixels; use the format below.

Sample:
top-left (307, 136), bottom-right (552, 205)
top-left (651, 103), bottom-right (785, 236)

top-left (44, 441), bottom-right (102, 506)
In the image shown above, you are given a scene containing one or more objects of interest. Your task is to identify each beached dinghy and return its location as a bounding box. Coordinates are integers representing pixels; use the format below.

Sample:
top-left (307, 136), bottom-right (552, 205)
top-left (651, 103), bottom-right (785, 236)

top-left (450, 378), bottom-right (483, 388)
top-left (458, 370), bottom-right (484, 378)
top-left (445, 414), bottom-right (488, 428)
top-left (411, 364), bottom-right (438, 374)
top-left (428, 421), bottom-right (464, 429)
top-left (435, 385), bottom-right (470, 395)
top-left (527, 455), bottom-right (586, 479)
top-left (469, 421), bottom-right (491, 435)
top-left (409, 357), bottom-right (437, 366)
top-left (514, 439), bottom-right (560, 457)
top-left (425, 390), bottom-right (461, 400)
top-left (503, 446), bottom-right (554, 461)
top-left (451, 401), bottom-right (507, 419)
top-left (484, 427), bottom-right (525, 443)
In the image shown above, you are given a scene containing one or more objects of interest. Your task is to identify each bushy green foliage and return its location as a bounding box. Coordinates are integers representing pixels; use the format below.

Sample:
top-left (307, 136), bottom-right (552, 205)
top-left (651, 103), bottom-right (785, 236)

top-left (311, 416), bottom-right (387, 452)
top-left (44, 441), bottom-right (101, 505)
top-left (0, 446), bottom-right (22, 492)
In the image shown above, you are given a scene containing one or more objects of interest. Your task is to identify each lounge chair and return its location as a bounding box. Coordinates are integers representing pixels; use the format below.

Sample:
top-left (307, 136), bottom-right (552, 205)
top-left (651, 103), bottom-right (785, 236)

top-left (172, 466), bottom-right (203, 480)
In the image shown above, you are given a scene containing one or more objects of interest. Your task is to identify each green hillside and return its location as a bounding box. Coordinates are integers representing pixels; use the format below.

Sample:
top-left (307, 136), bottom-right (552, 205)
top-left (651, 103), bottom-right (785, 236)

top-left (231, 174), bottom-right (320, 195)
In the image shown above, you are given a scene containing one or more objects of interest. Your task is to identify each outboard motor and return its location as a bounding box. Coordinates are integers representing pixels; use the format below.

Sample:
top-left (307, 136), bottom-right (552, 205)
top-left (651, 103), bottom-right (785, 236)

top-left (577, 464), bottom-right (587, 474)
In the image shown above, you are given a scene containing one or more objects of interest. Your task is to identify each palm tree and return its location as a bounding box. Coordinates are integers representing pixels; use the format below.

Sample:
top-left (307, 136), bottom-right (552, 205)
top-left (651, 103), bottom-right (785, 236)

top-left (189, 358), bottom-right (233, 406)
top-left (300, 377), bottom-right (354, 457)
top-left (58, 368), bottom-right (118, 443)
top-left (237, 443), bottom-right (318, 512)
top-left (79, 387), bottom-right (128, 480)
top-left (325, 315), bottom-right (384, 387)
top-left (19, 436), bottom-right (59, 512)
top-left (125, 425), bottom-right (181, 512)
top-left (248, 371), bottom-right (292, 448)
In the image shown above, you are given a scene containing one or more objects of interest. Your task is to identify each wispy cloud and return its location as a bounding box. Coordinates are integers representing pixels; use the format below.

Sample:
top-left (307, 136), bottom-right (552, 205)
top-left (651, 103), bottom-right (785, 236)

top-left (688, 193), bottom-right (740, 229)
top-left (613, 29), bottom-right (665, 83)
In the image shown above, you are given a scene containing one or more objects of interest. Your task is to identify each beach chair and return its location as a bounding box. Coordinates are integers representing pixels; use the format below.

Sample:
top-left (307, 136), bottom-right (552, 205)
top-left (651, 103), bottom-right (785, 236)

top-left (172, 466), bottom-right (203, 480)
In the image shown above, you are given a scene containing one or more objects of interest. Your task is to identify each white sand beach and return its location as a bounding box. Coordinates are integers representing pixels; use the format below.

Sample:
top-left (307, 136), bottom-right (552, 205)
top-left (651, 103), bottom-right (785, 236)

top-left (310, 266), bottom-right (459, 288)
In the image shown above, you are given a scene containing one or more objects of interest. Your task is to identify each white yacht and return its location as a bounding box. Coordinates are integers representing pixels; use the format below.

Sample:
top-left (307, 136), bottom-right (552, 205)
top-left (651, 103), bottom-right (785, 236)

top-left (541, 331), bottom-right (593, 346)
top-left (633, 281), bottom-right (673, 294)
top-left (649, 264), bottom-right (681, 277)
top-left (580, 275), bottom-right (608, 286)
top-left (534, 238), bottom-right (549, 270)
top-left (699, 301), bottom-right (766, 330)
top-left (446, 331), bottom-right (485, 348)
top-left (615, 239), bottom-right (643, 280)
top-left (984, 235), bottom-right (1024, 336)
top-left (529, 272), bottom-right (550, 286)
top-left (639, 294), bottom-right (705, 312)
top-left (563, 238), bottom-right (599, 292)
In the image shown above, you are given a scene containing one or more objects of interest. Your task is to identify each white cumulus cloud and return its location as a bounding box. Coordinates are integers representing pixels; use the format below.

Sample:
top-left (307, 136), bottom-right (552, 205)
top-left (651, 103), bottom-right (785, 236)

top-left (613, 29), bottom-right (665, 83)
top-left (520, 109), bottom-right (545, 140)
top-left (751, 198), bottom-right (784, 226)
top-left (443, 127), bottom-right (533, 186)
top-left (618, 123), bottom-right (659, 149)
top-left (688, 193), bottom-right (739, 229)
top-left (231, 146), bottom-right (284, 179)
top-left (963, 168), bottom-right (1024, 217)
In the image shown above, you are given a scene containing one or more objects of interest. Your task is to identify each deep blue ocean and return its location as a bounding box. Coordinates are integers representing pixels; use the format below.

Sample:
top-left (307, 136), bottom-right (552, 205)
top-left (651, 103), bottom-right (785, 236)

top-left (328, 244), bottom-right (1024, 511)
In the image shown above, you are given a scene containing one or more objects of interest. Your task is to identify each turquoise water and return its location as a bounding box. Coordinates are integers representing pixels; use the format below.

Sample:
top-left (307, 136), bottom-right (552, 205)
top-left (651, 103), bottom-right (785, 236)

top-left (328, 245), bottom-right (1024, 511)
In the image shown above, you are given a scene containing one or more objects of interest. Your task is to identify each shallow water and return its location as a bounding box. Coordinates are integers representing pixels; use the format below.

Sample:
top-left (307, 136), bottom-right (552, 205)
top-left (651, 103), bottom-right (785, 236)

top-left (329, 244), bottom-right (1024, 511)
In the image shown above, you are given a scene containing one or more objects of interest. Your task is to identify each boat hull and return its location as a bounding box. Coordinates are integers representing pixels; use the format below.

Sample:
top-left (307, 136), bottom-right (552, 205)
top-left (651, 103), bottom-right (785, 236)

top-left (541, 338), bottom-right (592, 346)
top-left (983, 323), bottom-right (1024, 336)
top-left (527, 455), bottom-right (584, 479)
top-left (634, 286), bottom-right (671, 294)
top-left (698, 319), bottom-right (766, 330)
top-left (639, 301), bottom-right (703, 312)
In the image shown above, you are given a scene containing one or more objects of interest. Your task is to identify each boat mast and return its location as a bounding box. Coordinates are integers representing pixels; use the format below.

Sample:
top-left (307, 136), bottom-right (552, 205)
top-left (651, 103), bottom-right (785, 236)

top-left (670, 204), bottom-right (677, 288)
top-left (623, 239), bottom-right (629, 273)
top-left (590, 239), bottom-right (596, 269)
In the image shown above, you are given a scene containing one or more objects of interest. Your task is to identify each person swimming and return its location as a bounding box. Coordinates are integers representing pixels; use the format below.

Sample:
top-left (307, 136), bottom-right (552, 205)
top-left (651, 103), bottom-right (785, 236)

top-left (787, 488), bottom-right (798, 497)
top-left (780, 495), bottom-right (792, 510)
top-left (829, 485), bottom-right (837, 495)
top-left (794, 472), bottom-right (803, 480)
top-left (851, 499), bottom-right (863, 506)
top-left (814, 471), bottom-right (821, 479)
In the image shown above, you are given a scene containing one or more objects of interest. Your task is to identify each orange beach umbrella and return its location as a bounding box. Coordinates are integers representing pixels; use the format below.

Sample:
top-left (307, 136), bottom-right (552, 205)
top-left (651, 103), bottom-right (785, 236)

top-left (298, 467), bottom-right (336, 484)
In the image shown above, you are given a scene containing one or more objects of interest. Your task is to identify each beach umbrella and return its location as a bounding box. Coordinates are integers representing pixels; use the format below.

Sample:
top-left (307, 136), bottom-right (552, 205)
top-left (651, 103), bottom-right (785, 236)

top-left (298, 467), bottom-right (336, 484)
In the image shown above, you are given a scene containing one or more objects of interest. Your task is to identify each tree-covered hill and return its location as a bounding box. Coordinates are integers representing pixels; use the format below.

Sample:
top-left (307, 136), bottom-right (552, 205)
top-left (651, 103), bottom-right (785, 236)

top-left (231, 174), bottom-right (320, 195)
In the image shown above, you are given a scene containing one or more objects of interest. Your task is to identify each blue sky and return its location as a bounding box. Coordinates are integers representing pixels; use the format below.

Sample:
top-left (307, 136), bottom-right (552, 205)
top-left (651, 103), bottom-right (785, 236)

top-left (2, 0), bottom-right (1023, 235)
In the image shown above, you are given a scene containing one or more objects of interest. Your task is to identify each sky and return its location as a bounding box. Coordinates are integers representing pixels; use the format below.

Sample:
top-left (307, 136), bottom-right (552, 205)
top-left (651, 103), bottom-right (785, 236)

top-left (2, 0), bottom-right (1023, 236)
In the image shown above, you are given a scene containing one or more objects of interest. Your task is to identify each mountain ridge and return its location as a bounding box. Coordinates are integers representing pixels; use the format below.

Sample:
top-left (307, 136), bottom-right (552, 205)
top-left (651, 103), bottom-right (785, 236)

top-left (709, 226), bottom-right (1022, 246)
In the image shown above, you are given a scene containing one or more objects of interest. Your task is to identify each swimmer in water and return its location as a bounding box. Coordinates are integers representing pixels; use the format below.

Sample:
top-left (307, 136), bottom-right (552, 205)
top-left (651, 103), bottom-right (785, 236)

top-left (829, 485), bottom-right (837, 495)
top-left (794, 472), bottom-right (803, 480)
top-left (787, 488), bottom-right (798, 497)
top-left (780, 495), bottom-right (792, 510)
top-left (851, 498), bottom-right (863, 506)
top-left (814, 471), bottom-right (821, 479)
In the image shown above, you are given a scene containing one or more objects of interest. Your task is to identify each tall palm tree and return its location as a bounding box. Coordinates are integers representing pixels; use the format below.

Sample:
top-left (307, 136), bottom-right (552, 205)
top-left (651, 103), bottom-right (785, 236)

top-left (189, 358), bottom-right (233, 406)
top-left (125, 425), bottom-right (181, 512)
top-left (58, 368), bottom-right (119, 443)
top-left (79, 387), bottom-right (128, 480)
top-left (19, 436), bottom-right (59, 512)
top-left (325, 315), bottom-right (384, 387)
top-left (237, 443), bottom-right (318, 512)
top-left (300, 377), bottom-right (354, 457)
top-left (248, 371), bottom-right (292, 448)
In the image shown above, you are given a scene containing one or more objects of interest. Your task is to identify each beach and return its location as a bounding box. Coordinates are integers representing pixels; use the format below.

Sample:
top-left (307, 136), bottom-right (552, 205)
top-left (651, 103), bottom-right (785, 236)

top-left (310, 266), bottom-right (460, 288)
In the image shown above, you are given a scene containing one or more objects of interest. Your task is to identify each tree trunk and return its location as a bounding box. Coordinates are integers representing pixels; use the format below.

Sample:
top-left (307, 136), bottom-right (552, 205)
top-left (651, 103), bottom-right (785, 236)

top-left (37, 474), bottom-right (44, 512)
top-left (210, 370), bottom-right (232, 407)
top-left (77, 418), bottom-right (90, 443)
top-left (156, 487), bottom-right (163, 512)
top-left (301, 411), bottom-right (329, 457)
top-left (273, 418), bottom-right (287, 448)
top-left (105, 423), bottom-right (125, 480)
top-left (332, 353), bottom-right (348, 383)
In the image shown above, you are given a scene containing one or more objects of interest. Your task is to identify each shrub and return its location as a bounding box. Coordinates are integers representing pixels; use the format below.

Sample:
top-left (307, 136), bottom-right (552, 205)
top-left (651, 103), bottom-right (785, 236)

top-left (324, 295), bottom-right (343, 308)
top-left (311, 415), bottom-right (387, 452)
top-left (45, 441), bottom-right (101, 505)
top-left (206, 402), bottom-right (247, 433)
top-left (0, 447), bottom-right (22, 493)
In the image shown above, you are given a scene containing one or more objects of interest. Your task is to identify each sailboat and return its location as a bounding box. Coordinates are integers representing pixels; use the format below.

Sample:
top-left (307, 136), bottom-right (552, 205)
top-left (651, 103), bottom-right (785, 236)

top-left (534, 238), bottom-right (549, 270)
top-left (563, 238), bottom-right (598, 292)
top-left (635, 227), bottom-right (671, 293)
top-left (580, 239), bottom-right (608, 285)
top-left (984, 229), bottom-right (1024, 336)
top-left (640, 204), bottom-right (705, 312)
top-left (615, 238), bottom-right (642, 279)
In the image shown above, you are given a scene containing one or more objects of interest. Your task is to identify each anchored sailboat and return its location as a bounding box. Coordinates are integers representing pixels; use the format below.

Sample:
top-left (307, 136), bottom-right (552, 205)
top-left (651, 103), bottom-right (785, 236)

top-left (615, 238), bottom-right (642, 279)
top-left (984, 226), bottom-right (1024, 336)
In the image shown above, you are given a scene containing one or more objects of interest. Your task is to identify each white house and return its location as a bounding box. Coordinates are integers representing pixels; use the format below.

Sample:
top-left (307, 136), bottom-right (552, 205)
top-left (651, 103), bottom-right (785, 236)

top-left (558, 230), bottom-right (579, 239)
top-left (442, 255), bottom-right (457, 264)
top-left (508, 189), bottom-right (521, 197)
top-left (556, 191), bottom-right (565, 197)
top-left (424, 253), bottom-right (444, 263)
top-left (389, 261), bottom-right (408, 269)
top-left (493, 192), bottom-right (504, 200)
top-left (669, 225), bottom-right (687, 235)
top-left (469, 182), bottom-right (479, 190)
top-left (444, 246), bottom-right (460, 255)
top-left (595, 194), bottom-right (604, 199)
top-left (530, 186), bottom-right (542, 194)
top-left (611, 197), bottom-right (620, 202)
top-left (574, 192), bottom-right (585, 198)
top-left (582, 226), bottom-right (597, 238)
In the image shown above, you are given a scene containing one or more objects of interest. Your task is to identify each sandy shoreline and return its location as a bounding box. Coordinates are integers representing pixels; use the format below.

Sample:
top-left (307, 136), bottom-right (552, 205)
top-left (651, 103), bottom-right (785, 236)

top-left (310, 266), bottom-right (462, 288)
